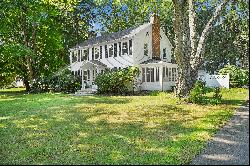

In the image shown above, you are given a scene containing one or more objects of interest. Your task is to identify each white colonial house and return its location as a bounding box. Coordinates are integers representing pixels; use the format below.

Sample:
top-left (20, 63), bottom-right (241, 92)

top-left (69, 14), bottom-right (178, 92)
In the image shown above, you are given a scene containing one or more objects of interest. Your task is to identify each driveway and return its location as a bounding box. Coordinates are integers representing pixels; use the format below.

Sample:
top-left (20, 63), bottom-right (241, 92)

top-left (191, 100), bottom-right (249, 165)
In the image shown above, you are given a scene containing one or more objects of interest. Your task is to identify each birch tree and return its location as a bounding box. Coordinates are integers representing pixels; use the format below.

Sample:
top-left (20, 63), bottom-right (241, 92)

top-left (172, 0), bottom-right (230, 97)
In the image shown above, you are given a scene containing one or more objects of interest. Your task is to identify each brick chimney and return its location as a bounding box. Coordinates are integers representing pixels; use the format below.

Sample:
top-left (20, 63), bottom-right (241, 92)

top-left (150, 13), bottom-right (161, 60)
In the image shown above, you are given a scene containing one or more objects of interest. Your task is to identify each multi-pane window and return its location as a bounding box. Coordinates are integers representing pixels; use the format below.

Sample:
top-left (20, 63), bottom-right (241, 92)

top-left (129, 40), bottom-right (132, 55)
top-left (105, 45), bottom-right (108, 58)
top-left (95, 47), bottom-right (99, 60)
top-left (109, 44), bottom-right (113, 57)
top-left (92, 47), bottom-right (94, 60)
top-left (144, 43), bottom-right (148, 56)
top-left (118, 42), bottom-right (121, 56)
top-left (114, 43), bottom-right (117, 57)
top-left (163, 48), bottom-right (167, 59)
top-left (143, 67), bottom-right (156, 82)
top-left (100, 46), bottom-right (102, 59)
top-left (122, 42), bottom-right (128, 55)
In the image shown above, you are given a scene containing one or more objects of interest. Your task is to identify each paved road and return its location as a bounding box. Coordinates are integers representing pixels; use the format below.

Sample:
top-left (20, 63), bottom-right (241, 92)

top-left (191, 101), bottom-right (249, 165)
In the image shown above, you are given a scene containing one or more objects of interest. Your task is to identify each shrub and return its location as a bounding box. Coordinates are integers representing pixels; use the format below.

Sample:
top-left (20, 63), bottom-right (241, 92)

top-left (188, 80), bottom-right (206, 104)
top-left (31, 67), bottom-right (81, 93)
top-left (210, 87), bottom-right (222, 104)
top-left (94, 67), bottom-right (140, 95)
top-left (219, 65), bottom-right (249, 87)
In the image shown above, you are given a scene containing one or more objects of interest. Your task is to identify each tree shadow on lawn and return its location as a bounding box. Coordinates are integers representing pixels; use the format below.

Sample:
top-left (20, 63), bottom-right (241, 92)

top-left (0, 103), bottom-right (228, 165)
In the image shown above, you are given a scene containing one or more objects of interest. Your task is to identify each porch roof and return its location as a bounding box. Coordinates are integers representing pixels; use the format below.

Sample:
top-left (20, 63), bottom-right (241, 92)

top-left (81, 60), bottom-right (107, 69)
top-left (140, 59), bottom-right (178, 67)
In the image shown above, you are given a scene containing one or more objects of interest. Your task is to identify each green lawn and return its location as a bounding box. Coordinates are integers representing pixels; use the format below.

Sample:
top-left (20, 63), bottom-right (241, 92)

top-left (0, 88), bottom-right (248, 165)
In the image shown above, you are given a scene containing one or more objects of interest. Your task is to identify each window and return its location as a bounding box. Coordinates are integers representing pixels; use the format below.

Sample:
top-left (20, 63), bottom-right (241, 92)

top-left (114, 43), bottom-right (117, 57)
top-left (83, 70), bottom-right (87, 80)
top-left (150, 68), bottom-right (154, 82)
top-left (80, 50), bottom-right (84, 61)
top-left (77, 70), bottom-right (80, 76)
top-left (105, 45), bottom-right (108, 58)
top-left (122, 42), bottom-right (128, 55)
top-left (168, 68), bottom-right (172, 81)
top-left (163, 67), bottom-right (165, 78)
top-left (83, 49), bottom-right (88, 60)
top-left (163, 48), bottom-right (167, 59)
top-left (144, 43), bottom-right (148, 56)
top-left (109, 44), bottom-right (113, 57)
top-left (92, 47), bottom-right (94, 60)
top-left (100, 46), bottom-right (102, 59)
top-left (71, 71), bottom-right (74, 75)
top-left (129, 40), bottom-right (132, 55)
top-left (166, 67), bottom-right (169, 79)
top-left (72, 51), bottom-right (77, 62)
top-left (95, 47), bottom-right (99, 59)
top-left (146, 68), bottom-right (150, 82)
top-left (142, 68), bottom-right (145, 82)
top-left (118, 42), bottom-right (121, 56)
top-left (78, 50), bottom-right (81, 62)
top-left (87, 70), bottom-right (90, 80)
top-left (145, 67), bottom-right (155, 82)
top-left (146, 32), bottom-right (149, 36)
top-left (156, 67), bottom-right (159, 82)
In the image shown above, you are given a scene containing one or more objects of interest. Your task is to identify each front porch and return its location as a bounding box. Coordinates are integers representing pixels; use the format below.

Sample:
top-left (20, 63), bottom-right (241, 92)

top-left (139, 60), bottom-right (178, 91)
top-left (80, 60), bottom-right (107, 91)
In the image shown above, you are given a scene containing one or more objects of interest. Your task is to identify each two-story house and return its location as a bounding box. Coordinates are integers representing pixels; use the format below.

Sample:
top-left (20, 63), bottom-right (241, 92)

top-left (69, 14), bottom-right (177, 92)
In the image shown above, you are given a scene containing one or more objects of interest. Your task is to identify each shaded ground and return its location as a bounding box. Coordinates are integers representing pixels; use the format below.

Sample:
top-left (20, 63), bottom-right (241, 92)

top-left (191, 100), bottom-right (249, 165)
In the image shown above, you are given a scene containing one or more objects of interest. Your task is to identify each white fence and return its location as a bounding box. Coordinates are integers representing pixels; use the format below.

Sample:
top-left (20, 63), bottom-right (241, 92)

top-left (198, 73), bottom-right (230, 89)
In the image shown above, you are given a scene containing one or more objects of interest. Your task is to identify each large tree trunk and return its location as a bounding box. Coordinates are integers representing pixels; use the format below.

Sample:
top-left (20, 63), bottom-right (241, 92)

top-left (173, 0), bottom-right (229, 97)
top-left (23, 77), bottom-right (31, 92)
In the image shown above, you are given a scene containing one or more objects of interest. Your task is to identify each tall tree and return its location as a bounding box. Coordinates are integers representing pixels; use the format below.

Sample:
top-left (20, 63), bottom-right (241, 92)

top-left (172, 0), bottom-right (229, 97)
top-left (0, 0), bottom-right (96, 90)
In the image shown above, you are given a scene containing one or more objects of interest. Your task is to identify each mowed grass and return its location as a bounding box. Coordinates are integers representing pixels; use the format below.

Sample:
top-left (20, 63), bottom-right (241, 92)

top-left (0, 88), bottom-right (248, 165)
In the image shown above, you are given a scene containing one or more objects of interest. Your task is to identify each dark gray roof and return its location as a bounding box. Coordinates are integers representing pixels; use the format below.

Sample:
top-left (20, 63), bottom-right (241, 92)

top-left (89, 60), bottom-right (107, 67)
top-left (141, 59), bottom-right (163, 64)
top-left (75, 25), bottom-right (141, 48)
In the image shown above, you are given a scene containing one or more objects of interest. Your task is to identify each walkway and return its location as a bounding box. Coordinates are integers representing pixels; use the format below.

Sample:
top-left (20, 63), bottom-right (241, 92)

top-left (191, 100), bottom-right (249, 165)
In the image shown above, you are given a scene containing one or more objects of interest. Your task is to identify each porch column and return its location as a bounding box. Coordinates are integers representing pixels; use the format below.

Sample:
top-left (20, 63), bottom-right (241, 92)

top-left (159, 65), bottom-right (163, 91)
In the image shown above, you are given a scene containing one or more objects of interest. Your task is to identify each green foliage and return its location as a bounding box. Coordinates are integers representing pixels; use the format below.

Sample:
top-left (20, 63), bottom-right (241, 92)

top-left (219, 65), bottom-right (249, 87)
top-left (188, 80), bottom-right (206, 104)
top-left (31, 67), bottom-right (81, 93)
top-left (210, 87), bottom-right (222, 105)
top-left (94, 67), bottom-right (140, 95)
